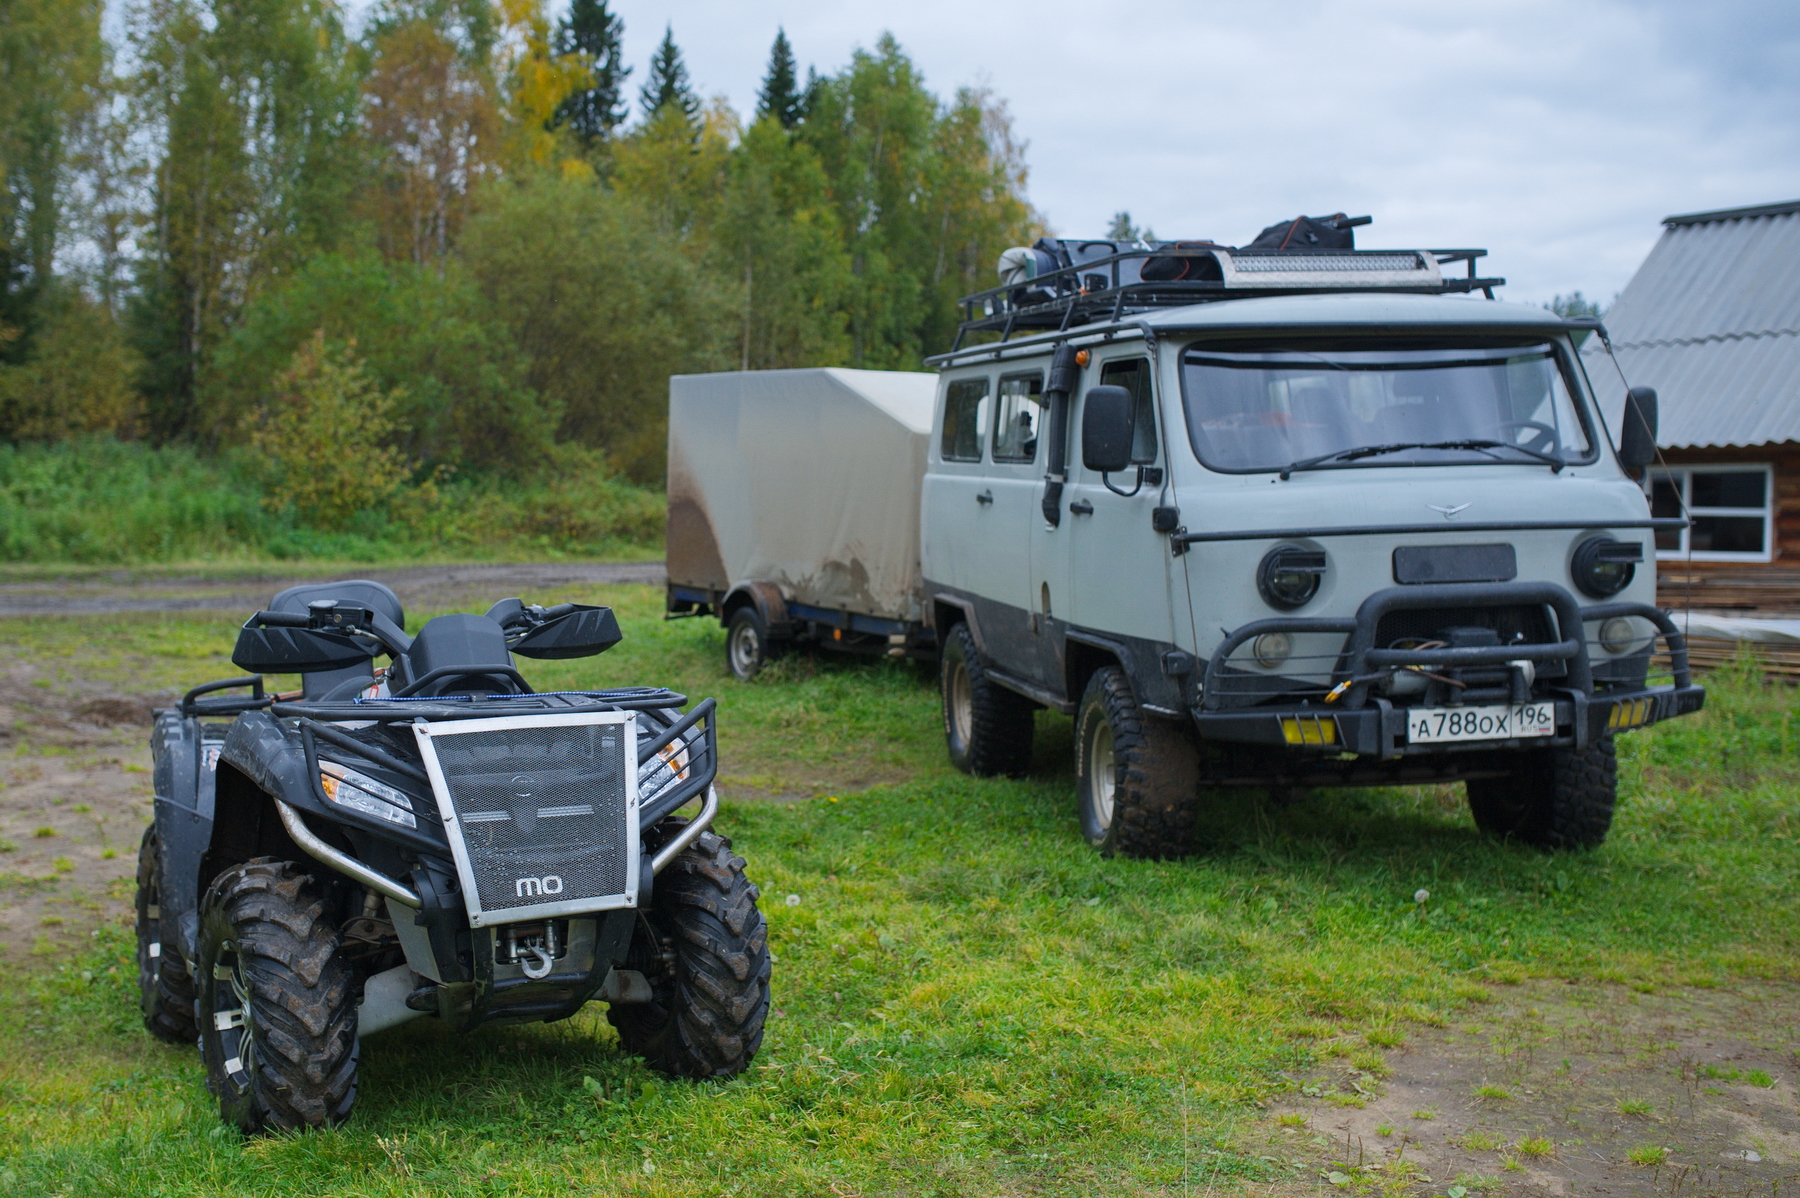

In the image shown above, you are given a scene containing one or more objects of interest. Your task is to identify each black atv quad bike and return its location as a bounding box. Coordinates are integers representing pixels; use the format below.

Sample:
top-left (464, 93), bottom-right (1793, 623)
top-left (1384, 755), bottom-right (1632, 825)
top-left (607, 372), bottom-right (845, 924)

top-left (139, 580), bottom-right (769, 1133)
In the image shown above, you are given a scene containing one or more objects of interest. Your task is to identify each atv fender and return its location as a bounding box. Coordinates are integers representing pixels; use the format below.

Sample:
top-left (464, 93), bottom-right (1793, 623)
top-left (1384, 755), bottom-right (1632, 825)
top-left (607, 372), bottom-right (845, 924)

top-left (150, 708), bottom-right (215, 959)
top-left (217, 711), bottom-right (321, 817)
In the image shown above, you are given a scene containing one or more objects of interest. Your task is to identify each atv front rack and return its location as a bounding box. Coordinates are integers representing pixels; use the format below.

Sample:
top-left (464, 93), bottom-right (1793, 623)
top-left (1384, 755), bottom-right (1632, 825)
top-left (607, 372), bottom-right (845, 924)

top-left (269, 687), bottom-right (687, 722)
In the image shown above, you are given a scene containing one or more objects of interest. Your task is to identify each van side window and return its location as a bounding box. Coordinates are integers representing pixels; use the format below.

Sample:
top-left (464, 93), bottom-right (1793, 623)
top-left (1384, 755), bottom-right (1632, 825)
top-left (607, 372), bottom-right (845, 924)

top-left (1100, 358), bottom-right (1158, 463)
top-left (941, 378), bottom-right (989, 461)
top-left (992, 372), bottom-right (1043, 463)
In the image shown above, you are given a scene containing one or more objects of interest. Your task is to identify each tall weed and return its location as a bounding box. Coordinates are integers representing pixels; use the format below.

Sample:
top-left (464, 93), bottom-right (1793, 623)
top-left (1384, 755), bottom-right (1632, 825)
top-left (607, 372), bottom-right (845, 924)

top-left (0, 437), bottom-right (663, 563)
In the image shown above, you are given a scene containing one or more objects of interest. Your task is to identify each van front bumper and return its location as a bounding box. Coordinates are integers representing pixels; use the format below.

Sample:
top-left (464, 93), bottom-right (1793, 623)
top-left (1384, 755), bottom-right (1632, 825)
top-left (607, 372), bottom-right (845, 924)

top-left (1190, 681), bottom-right (1705, 759)
top-left (1193, 585), bottom-right (1704, 757)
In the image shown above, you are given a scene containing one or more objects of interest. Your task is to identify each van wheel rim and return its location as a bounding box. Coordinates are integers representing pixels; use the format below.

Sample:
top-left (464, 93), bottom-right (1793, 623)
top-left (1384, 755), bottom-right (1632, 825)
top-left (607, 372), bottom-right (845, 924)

top-left (729, 622), bottom-right (760, 676)
top-left (1087, 719), bottom-right (1116, 829)
top-left (949, 662), bottom-right (973, 748)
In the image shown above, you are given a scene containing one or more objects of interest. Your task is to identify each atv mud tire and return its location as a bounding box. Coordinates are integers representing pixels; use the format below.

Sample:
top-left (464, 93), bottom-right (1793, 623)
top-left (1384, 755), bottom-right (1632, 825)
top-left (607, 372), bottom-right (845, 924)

top-left (1465, 735), bottom-right (1617, 850)
top-left (1076, 665), bottom-right (1200, 858)
top-left (940, 622), bottom-right (1034, 778)
top-left (135, 824), bottom-right (198, 1044)
top-left (196, 858), bottom-right (358, 1132)
top-left (609, 828), bottom-right (770, 1079)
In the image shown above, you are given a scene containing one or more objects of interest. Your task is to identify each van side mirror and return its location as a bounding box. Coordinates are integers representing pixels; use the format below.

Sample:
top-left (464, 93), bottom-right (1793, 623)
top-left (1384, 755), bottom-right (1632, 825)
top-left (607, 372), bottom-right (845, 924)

top-left (1081, 385), bottom-right (1135, 473)
top-left (1619, 386), bottom-right (1658, 470)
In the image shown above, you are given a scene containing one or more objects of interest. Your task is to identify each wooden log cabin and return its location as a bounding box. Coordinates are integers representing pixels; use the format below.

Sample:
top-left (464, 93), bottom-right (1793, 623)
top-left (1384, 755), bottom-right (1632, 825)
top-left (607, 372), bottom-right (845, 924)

top-left (1584, 199), bottom-right (1800, 676)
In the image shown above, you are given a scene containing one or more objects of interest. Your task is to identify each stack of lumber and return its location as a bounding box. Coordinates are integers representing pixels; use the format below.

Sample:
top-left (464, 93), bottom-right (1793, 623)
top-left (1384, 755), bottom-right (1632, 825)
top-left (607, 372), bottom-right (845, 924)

top-left (1652, 568), bottom-right (1800, 681)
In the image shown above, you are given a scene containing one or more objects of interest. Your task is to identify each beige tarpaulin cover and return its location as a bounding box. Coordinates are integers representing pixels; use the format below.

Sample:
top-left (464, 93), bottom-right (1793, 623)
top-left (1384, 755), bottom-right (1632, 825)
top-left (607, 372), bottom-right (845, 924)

top-left (666, 368), bottom-right (938, 622)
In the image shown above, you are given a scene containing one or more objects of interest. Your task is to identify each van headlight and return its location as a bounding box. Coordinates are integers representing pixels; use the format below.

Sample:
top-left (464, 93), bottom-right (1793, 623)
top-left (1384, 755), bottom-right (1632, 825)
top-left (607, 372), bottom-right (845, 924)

top-left (320, 761), bottom-right (417, 829)
top-left (1571, 536), bottom-right (1641, 598)
top-left (1258, 547), bottom-right (1326, 610)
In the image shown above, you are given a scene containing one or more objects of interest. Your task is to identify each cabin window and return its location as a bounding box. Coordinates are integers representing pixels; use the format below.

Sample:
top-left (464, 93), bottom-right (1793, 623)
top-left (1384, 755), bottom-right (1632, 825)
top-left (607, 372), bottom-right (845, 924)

top-left (992, 372), bottom-right (1042, 463)
top-left (941, 377), bottom-right (990, 462)
top-left (1099, 357), bottom-right (1159, 463)
top-left (1647, 464), bottom-right (1774, 562)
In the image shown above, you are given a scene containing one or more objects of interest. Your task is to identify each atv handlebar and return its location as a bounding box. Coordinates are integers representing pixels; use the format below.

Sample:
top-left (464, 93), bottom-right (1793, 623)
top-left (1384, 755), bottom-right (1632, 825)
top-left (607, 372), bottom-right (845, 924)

top-left (245, 603), bottom-right (413, 658)
top-left (251, 609), bottom-right (311, 628)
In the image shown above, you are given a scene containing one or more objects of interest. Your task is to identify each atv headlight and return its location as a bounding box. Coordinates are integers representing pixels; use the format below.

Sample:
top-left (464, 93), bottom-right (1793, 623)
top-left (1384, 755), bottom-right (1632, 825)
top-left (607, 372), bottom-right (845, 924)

top-left (320, 761), bottom-right (417, 829)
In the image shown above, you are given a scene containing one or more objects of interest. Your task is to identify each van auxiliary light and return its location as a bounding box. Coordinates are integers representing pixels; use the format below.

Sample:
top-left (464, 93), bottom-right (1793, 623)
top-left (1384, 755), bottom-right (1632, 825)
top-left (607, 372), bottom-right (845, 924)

top-left (1607, 698), bottom-right (1654, 731)
top-left (1280, 715), bottom-right (1339, 746)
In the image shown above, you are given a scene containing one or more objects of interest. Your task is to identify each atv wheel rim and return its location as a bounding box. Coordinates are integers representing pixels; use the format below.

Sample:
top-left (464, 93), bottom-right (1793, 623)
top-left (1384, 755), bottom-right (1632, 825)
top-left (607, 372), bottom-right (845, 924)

top-left (210, 942), bottom-right (254, 1093)
top-left (1087, 718), bottom-right (1116, 830)
top-left (948, 661), bottom-right (973, 749)
top-left (729, 621), bottom-right (761, 678)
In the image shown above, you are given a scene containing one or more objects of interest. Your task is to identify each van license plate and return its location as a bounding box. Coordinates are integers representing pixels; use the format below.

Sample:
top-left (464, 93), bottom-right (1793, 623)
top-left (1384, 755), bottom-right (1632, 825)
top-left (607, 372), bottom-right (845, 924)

top-left (1407, 702), bottom-right (1556, 744)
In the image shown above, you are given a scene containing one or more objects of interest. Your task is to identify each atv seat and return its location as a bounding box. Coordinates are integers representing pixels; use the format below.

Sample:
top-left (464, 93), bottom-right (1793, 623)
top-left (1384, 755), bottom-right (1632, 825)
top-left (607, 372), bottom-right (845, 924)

top-left (267, 580), bottom-right (406, 701)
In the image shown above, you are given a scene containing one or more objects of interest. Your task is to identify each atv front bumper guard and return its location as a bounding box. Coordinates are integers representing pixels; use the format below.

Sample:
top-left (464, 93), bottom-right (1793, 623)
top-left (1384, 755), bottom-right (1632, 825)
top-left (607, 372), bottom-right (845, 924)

top-left (1193, 583), bottom-right (1705, 757)
top-left (275, 784), bottom-right (719, 912)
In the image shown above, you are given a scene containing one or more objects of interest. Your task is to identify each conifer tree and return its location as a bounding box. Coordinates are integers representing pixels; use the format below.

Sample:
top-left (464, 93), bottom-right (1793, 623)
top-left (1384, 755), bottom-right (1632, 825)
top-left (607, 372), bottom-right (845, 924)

top-left (638, 25), bottom-right (698, 126)
top-left (553, 0), bottom-right (628, 142)
top-left (755, 29), bottom-right (802, 128)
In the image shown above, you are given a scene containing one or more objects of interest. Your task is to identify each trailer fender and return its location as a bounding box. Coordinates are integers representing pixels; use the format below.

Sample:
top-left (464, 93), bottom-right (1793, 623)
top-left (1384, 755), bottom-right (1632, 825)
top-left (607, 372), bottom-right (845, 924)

top-left (721, 581), bottom-right (793, 640)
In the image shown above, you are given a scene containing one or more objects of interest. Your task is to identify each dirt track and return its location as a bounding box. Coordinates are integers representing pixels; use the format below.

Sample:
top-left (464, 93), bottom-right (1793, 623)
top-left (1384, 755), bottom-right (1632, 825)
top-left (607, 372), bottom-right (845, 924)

top-left (0, 560), bottom-right (666, 616)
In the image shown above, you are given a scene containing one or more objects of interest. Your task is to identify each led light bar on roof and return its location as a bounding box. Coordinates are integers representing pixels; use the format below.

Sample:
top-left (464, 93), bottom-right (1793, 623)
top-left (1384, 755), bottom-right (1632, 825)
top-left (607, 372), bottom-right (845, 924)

top-left (1227, 252), bottom-right (1427, 274)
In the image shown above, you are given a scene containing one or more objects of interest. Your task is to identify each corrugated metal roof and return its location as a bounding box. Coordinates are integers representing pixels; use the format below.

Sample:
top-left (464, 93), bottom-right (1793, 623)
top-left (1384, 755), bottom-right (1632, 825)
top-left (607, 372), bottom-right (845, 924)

top-left (1582, 203), bottom-right (1800, 449)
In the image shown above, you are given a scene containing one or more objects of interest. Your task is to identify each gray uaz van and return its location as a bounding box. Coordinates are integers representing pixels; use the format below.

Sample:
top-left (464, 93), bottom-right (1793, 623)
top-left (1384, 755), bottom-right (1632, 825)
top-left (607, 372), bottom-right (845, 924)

top-left (923, 224), bottom-right (1703, 856)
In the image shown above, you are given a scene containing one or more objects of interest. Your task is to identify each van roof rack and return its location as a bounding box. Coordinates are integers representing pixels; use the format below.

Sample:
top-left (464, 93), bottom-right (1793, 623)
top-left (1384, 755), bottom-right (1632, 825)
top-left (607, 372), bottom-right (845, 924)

top-left (950, 245), bottom-right (1505, 350)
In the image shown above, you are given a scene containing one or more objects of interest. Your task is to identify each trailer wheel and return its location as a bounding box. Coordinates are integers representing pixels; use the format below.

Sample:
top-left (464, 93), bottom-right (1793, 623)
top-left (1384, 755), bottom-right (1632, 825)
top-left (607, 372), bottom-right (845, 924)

top-left (940, 622), bottom-right (1034, 777)
top-left (1076, 666), bottom-right (1199, 858)
top-left (196, 858), bottom-right (358, 1133)
top-left (1465, 736), bottom-right (1617, 850)
top-left (609, 829), bottom-right (770, 1079)
top-left (725, 607), bottom-right (781, 681)
top-left (135, 824), bottom-right (198, 1045)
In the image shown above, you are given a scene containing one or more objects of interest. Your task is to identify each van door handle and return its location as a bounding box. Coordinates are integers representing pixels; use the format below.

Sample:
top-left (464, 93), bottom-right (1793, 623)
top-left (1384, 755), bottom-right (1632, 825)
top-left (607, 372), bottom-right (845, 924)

top-left (1068, 499), bottom-right (1094, 516)
top-left (976, 490), bottom-right (993, 506)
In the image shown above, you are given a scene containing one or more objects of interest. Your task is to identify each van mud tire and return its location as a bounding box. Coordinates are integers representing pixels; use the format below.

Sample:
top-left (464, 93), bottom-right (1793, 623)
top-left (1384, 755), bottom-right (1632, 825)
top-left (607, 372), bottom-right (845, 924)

top-left (196, 858), bottom-right (358, 1133)
top-left (1076, 666), bottom-right (1199, 858)
top-left (1465, 736), bottom-right (1617, 850)
top-left (135, 824), bottom-right (198, 1045)
top-left (940, 622), bottom-right (1034, 777)
top-left (609, 829), bottom-right (770, 1079)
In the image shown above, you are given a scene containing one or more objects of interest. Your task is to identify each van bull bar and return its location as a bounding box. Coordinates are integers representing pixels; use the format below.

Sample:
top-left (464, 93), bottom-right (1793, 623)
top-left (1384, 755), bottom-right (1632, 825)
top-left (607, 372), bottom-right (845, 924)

top-left (1194, 581), bottom-right (1705, 757)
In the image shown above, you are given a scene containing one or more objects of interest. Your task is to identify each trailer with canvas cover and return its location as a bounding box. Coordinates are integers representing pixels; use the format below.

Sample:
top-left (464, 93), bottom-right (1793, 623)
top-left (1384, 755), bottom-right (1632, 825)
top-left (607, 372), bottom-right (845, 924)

top-left (664, 367), bottom-right (940, 679)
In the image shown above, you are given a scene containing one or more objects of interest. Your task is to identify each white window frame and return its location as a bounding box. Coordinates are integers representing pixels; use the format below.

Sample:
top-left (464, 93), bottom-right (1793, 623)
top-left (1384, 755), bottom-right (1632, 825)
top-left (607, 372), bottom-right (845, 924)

top-left (1646, 463), bottom-right (1775, 563)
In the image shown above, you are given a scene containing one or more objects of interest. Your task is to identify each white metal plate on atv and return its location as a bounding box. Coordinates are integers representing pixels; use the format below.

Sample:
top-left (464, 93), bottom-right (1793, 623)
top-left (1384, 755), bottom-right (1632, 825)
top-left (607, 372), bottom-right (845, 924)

top-left (413, 712), bottom-right (639, 928)
top-left (1406, 702), bottom-right (1556, 744)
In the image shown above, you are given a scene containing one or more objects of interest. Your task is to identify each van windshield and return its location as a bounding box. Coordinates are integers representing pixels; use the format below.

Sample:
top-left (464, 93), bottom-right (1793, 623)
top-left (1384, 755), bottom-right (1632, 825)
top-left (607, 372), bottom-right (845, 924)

top-left (1178, 341), bottom-right (1594, 474)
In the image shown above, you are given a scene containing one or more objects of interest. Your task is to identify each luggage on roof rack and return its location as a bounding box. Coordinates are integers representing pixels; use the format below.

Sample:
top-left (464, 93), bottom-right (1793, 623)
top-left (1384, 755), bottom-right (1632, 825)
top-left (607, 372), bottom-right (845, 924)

top-left (956, 212), bottom-right (1505, 349)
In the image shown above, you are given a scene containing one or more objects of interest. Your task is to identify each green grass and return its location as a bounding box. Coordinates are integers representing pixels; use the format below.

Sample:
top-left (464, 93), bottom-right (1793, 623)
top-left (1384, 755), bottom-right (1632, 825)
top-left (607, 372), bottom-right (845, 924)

top-left (1, 591), bottom-right (1798, 1193)
top-left (0, 437), bottom-right (664, 565)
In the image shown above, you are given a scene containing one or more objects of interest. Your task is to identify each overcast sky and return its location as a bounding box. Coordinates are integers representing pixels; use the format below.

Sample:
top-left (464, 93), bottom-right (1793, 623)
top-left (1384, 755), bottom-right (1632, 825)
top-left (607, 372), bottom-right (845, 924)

top-left (587, 0), bottom-right (1800, 308)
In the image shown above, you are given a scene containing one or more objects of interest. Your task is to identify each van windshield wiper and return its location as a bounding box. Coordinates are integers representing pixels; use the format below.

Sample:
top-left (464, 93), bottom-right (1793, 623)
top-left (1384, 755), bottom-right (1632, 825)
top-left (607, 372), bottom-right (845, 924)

top-left (1279, 439), bottom-right (1563, 480)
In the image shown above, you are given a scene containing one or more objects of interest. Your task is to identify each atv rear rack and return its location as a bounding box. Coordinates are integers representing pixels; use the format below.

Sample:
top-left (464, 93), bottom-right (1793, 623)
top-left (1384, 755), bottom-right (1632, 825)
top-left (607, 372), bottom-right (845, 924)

top-left (952, 245), bottom-right (1504, 347)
